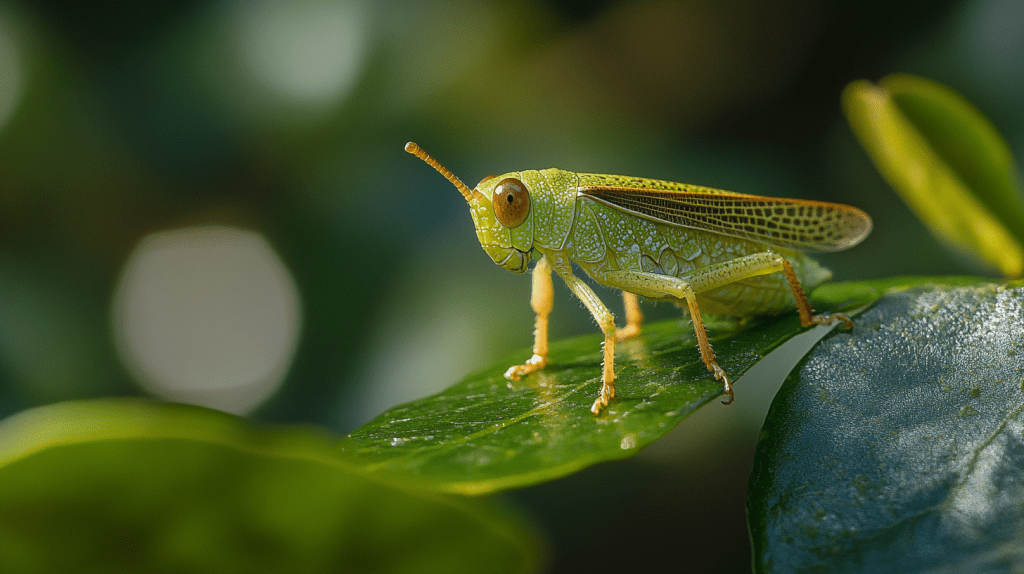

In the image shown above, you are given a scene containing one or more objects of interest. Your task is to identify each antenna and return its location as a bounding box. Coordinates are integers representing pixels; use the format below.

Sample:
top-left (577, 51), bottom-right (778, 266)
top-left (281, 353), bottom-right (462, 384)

top-left (405, 142), bottom-right (476, 203)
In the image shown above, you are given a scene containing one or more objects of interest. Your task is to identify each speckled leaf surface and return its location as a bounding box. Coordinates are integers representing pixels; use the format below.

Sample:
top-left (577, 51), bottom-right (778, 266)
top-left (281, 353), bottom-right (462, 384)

top-left (749, 280), bottom-right (1024, 573)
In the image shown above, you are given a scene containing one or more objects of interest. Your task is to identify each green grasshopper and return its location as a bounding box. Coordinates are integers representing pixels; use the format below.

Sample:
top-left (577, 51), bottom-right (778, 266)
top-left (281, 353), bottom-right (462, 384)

top-left (406, 142), bottom-right (871, 415)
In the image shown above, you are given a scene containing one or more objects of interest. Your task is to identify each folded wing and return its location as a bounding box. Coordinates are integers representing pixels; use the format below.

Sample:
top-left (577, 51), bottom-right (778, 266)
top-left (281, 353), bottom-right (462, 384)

top-left (579, 185), bottom-right (872, 253)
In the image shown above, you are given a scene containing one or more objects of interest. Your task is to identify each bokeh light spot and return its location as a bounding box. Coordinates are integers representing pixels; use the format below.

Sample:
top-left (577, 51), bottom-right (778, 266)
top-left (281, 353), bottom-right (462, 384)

top-left (228, 0), bottom-right (369, 108)
top-left (113, 226), bottom-right (302, 414)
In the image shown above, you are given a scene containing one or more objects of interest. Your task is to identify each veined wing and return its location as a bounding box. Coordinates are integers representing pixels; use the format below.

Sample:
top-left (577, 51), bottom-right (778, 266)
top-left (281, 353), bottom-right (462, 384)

top-left (578, 185), bottom-right (872, 252)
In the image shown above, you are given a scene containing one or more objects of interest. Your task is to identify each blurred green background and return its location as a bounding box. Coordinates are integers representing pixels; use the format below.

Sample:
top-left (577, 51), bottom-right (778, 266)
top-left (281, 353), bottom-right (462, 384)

top-left (0, 0), bottom-right (1021, 571)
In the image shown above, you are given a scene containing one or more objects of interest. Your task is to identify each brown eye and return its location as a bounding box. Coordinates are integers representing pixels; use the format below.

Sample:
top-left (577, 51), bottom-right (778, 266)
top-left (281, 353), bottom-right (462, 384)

top-left (492, 178), bottom-right (530, 228)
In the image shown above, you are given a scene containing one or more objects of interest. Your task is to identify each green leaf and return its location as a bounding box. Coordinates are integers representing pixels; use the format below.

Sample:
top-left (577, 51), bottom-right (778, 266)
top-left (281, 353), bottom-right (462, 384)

top-left (748, 279), bottom-right (1024, 573)
top-left (843, 74), bottom-right (1024, 277)
top-left (341, 279), bottom-right (926, 495)
top-left (0, 399), bottom-right (543, 574)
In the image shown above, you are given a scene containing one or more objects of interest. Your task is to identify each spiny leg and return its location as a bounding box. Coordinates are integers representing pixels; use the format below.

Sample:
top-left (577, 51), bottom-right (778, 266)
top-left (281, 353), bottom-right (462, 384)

top-left (779, 257), bottom-right (853, 330)
top-left (600, 270), bottom-right (732, 404)
top-left (599, 251), bottom-right (853, 405)
top-left (504, 256), bottom-right (619, 414)
top-left (505, 256), bottom-right (553, 380)
top-left (685, 252), bottom-right (856, 335)
top-left (679, 282), bottom-right (733, 404)
top-left (615, 292), bottom-right (643, 341)
top-left (546, 263), bottom-right (617, 415)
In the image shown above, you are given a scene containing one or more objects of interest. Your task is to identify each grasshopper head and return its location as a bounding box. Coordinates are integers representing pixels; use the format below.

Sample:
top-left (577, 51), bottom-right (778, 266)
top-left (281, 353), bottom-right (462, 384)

top-left (406, 142), bottom-right (533, 274)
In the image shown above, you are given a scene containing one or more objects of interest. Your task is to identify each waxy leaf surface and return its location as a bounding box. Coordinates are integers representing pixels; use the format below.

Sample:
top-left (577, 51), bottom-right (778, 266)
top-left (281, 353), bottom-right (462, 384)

top-left (749, 281), bottom-right (1024, 573)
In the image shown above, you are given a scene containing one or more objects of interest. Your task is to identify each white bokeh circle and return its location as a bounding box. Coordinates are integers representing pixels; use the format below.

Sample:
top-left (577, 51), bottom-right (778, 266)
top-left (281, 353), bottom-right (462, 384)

top-left (113, 226), bottom-right (302, 414)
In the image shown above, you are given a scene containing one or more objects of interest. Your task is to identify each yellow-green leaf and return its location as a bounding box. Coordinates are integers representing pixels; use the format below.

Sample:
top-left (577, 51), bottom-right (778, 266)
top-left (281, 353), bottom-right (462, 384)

top-left (843, 74), bottom-right (1024, 277)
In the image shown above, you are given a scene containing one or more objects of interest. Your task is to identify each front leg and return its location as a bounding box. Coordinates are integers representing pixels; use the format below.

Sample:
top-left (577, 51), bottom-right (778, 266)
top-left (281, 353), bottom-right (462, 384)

top-left (557, 269), bottom-right (619, 415)
top-left (504, 255), bottom-right (620, 415)
top-left (505, 256), bottom-right (553, 381)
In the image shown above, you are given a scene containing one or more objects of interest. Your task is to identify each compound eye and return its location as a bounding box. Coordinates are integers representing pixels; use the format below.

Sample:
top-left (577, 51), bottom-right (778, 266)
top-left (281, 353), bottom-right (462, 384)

top-left (492, 178), bottom-right (530, 228)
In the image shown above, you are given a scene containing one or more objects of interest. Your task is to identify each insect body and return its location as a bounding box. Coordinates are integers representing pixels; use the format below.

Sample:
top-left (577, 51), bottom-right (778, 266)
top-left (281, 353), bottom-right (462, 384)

top-left (405, 142), bottom-right (871, 415)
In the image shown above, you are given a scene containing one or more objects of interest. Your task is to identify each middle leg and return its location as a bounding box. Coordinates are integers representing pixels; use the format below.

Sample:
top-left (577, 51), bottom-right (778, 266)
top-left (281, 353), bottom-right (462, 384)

top-left (600, 251), bottom-right (849, 405)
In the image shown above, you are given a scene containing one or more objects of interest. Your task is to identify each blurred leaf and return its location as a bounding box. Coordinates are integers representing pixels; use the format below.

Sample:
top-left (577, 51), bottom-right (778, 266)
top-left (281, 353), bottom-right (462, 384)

top-left (748, 279), bottom-right (1024, 573)
top-left (339, 280), bottom-right (952, 495)
top-left (843, 74), bottom-right (1024, 277)
top-left (0, 399), bottom-right (543, 574)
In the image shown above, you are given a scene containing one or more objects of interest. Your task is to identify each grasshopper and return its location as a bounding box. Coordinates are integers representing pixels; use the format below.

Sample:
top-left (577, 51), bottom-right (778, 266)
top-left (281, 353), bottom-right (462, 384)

top-left (406, 142), bottom-right (871, 415)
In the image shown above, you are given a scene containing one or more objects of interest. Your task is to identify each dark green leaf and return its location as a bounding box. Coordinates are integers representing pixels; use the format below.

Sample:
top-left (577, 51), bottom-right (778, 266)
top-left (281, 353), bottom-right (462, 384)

top-left (340, 279), bottom-right (936, 495)
top-left (748, 280), bottom-right (1024, 573)
top-left (843, 74), bottom-right (1024, 277)
top-left (0, 399), bottom-right (543, 574)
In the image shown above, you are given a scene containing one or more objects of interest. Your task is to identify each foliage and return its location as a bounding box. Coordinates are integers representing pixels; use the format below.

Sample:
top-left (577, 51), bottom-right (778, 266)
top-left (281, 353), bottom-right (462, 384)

top-left (749, 280), bottom-right (1024, 572)
top-left (0, 400), bottom-right (543, 574)
top-left (1, 17), bottom-right (1021, 565)
top-left (843, 74), bottom-right (1024, 277)
top-left (341, 298), bottom-right (855, 494)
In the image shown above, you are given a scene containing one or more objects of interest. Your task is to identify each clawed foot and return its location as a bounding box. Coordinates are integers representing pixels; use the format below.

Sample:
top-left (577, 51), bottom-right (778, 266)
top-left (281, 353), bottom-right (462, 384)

top-left (504, 354), bottom-right (546, 380)
top-left (711, 363), bottom-right (733, 405)
top-left (810, 312), bottom-right (854, 330)
top-left (590, 379), bottom-right (616, 415)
